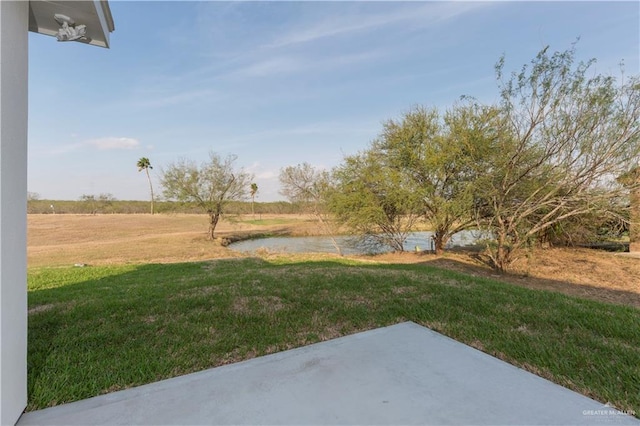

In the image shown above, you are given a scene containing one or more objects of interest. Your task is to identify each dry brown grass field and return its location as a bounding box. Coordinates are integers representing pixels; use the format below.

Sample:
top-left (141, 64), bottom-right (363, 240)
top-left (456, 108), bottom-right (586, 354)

top-left (28, 213), bottom-right (640, 308)
top-left (27, 214), bottom-right (317, 267)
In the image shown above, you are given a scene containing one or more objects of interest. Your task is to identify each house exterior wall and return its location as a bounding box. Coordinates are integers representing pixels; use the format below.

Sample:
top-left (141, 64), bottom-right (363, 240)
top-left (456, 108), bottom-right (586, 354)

top-left (0, 1), bottom-right (29, 424)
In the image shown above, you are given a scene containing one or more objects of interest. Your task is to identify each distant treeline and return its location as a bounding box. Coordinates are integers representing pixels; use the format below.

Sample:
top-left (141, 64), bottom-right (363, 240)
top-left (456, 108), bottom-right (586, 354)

top-left (28, 200), bottom-right (302, 215)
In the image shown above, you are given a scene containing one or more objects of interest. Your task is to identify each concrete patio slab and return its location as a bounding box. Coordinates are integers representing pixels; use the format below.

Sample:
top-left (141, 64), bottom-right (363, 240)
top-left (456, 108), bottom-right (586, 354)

top-left (18, 322), bottom-right (639, 425)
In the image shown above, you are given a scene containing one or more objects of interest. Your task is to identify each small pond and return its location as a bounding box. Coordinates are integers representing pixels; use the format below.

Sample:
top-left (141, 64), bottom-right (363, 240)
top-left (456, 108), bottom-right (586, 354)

top-left (228, 230), bottom-right (484, 255)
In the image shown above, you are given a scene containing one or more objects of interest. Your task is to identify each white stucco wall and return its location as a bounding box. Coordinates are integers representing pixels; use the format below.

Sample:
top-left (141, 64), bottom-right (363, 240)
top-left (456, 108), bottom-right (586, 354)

top-left (0, 1), bottom-right (29, 424)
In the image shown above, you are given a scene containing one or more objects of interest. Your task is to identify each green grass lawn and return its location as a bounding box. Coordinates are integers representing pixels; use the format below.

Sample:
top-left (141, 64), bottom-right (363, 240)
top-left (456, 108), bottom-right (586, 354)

top-left (27, 257), bottom-right (640, 416)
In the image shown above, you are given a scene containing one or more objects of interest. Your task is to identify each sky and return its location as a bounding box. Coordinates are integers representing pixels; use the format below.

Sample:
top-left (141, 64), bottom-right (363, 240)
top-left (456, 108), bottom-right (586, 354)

top-left (27, 1), bottom-right (640, 202)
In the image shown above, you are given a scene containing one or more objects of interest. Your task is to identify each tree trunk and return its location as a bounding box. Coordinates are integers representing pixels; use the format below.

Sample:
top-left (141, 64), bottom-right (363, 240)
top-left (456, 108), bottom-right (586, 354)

top-left (208, 211), bottom-right (220, 240)
top-left (145, 168), bottom-right (155, 215)
top-left (390, 236), bottom-right (404, 252)
top-left (493, 230), bottom-right (508, 273)
top-left (433, 230), bottom-right (446, 255)
top-left (313, 203), bottom-right (342, 256)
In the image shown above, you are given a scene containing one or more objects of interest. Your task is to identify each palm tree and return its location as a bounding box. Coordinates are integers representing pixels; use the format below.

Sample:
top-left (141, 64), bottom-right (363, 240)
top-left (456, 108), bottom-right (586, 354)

top-left (137, 157), bottom-right (155, 215)
top-left (250, 182), bottom-right (258, 218)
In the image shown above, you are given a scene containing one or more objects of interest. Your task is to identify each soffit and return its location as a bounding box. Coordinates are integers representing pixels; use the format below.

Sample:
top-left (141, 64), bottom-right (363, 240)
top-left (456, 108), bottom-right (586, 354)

top-left (28, 0), bottom-right (114, 48)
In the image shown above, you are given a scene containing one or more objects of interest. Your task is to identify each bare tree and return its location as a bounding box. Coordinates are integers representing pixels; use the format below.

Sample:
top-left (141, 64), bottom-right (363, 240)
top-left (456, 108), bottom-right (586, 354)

top-left (279, 163), bottom-right (342, 255)
top-left (161, 153), bottom-right (252, 240)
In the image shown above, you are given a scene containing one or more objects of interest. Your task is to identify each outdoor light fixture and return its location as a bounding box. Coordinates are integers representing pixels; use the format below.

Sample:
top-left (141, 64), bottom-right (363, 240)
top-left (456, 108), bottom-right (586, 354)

top-left (54, 14), bottom-right (87, 42)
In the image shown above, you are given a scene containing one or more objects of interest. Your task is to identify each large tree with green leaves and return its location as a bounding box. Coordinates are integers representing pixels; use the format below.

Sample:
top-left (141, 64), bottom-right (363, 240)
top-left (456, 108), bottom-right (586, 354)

top-left (137, 157), bottom-right (155, 215)
top-left (161, 153), bottom-right (252, 240)
top-left (475, 45), bottom-right (640, 271)
top-left (373, 104), bottom-right (496, 254)
top-left (330, 150), bottom-right (422, 252)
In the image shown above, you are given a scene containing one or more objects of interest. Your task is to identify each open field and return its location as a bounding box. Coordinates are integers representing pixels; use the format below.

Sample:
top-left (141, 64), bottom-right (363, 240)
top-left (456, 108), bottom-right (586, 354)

top-left (26, 214), bottom-right (640, 416)
top-left (28, 214), bottom-right (317, 267)
top-left (28, 214), bottom-right (640, 308)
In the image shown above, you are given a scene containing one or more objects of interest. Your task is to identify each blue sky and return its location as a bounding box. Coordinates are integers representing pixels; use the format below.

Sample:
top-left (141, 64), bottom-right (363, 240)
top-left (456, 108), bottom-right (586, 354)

top-left (28, 1), bottom-right (640, 202)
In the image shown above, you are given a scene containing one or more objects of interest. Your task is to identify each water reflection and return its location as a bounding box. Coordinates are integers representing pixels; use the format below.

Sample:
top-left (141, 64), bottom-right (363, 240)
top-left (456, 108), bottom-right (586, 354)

top-left (228, 231), bottom-right (484, 255)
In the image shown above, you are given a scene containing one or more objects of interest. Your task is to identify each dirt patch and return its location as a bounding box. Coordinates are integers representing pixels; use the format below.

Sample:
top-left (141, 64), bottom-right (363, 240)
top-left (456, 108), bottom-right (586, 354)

top-left (28, 304), bottom-right (57, 315)
top-left (391, 286), bottom-right (415, 295)
top-left (232, 296), bottom-right (285, 315)
top-left (170, 286), bottom-right (223, 301)
top-left (364, 249), bottom-right (640, 308)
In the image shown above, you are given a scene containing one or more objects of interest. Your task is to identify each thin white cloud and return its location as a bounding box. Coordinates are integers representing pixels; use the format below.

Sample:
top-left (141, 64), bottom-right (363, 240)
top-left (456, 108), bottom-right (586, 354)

top-left (185, 2), bottom-right (496, 89)
top-left (113, 3), bottom-right (486, 110)
top-left (221, 119), bottom-right (380, 146)
top-left (46, 142), bottom-right (85, 155)
top-left (246, 162), bottom-right (279, 180)
top-left (35, 136), bottom-right (141, 156)
top-left (186, 2), bottom-right (494, 85)
top-left (232, 57), bottom-right (302, 78)
top-left (226, 50), bottom-right (381, 79)
top-left (87, 137), bottom-right (140, 151)
top-left (256, 170), bottom-right (278, 180)
top-left (132, 88), bottom-right (220, 109)
top-left (266, 2), bottom-right (491, 49)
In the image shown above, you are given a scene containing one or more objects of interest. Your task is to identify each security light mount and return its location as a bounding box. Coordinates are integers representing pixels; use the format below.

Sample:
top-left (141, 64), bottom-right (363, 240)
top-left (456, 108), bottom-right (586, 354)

top-left (54, 13), bottom-right (88, 42)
